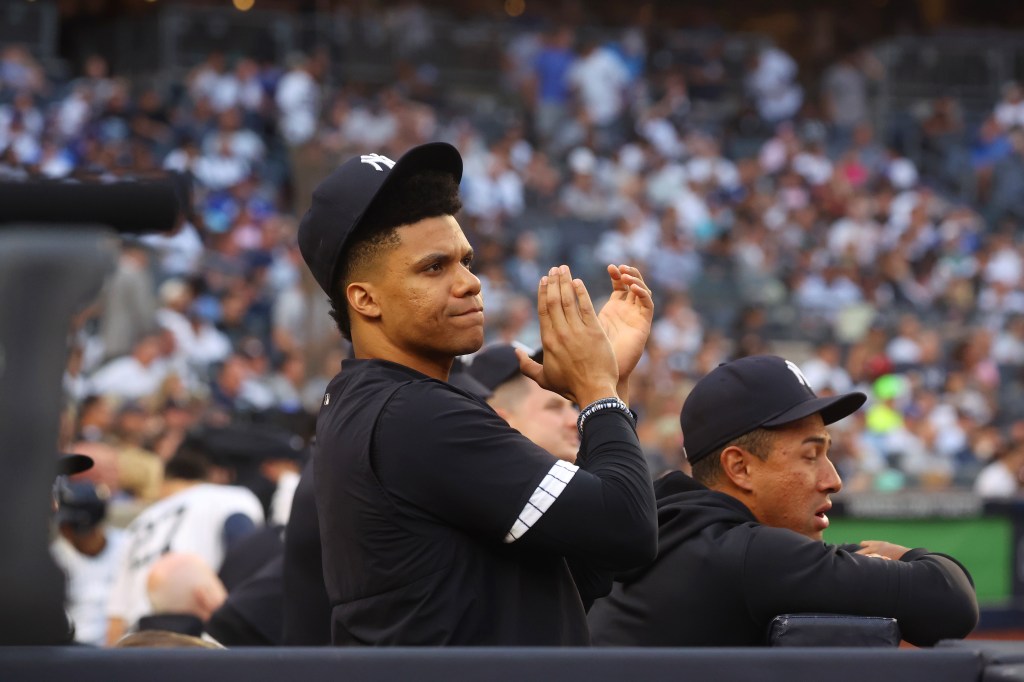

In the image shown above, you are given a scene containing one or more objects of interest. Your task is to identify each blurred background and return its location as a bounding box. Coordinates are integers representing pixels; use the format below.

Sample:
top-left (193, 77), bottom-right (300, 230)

top-left (6, 0), bottom-right (1024, 638)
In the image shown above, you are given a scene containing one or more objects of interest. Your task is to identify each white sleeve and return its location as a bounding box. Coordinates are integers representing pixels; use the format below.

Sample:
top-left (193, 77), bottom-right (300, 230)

top-left (105, 532), bottom-right (134, 620)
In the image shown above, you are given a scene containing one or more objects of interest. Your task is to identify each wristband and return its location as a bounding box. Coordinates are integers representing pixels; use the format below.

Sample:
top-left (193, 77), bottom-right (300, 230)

top-left (577, 397), bottom-right (635, 437)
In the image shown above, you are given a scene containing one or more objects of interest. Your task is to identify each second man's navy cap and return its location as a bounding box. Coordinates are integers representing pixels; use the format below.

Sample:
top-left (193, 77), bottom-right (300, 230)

top-left (465, 343), bottom-right (543, 392)
top-left (448, 358), bottom-right (494, 401)
top-left (680, 355), bottom-right (866, 465)
top-left (297, 142), bottom-right (463, 296)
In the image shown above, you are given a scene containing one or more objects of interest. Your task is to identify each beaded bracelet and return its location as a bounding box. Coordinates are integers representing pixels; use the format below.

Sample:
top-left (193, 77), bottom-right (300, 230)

top-left (576, 397), bottom-right (635, 437)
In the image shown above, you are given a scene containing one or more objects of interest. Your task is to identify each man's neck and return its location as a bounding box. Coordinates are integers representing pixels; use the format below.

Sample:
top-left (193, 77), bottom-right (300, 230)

top-left (708, 482), bottom-right (755, 514)
top-left (160, 478), bottom-right (200, 499)
top-left (351, 334), bottom-right (454, 382)
top-left (60, 526), bottom-right (107, 557)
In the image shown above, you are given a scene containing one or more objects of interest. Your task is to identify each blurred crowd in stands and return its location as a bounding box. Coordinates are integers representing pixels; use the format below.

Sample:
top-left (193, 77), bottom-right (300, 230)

top-left (6, 3), bottom-right (1024, 540)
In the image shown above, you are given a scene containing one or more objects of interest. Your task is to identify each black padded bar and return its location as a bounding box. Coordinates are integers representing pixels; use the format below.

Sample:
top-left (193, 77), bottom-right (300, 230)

top-left (0, 228), bottom-right (119, 644)
top-left (0, 646), bottom-right (985, 682)
top-left (0, 177), bottom-right (181, 234)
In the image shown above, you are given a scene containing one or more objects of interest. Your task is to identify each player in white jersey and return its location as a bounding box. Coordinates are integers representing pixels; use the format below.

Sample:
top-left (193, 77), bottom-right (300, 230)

top-left (105, 448), bottom-right (264, 644)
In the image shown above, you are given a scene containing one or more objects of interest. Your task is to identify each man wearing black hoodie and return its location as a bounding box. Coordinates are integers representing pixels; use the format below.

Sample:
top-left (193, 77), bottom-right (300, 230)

top-left (588, 355), bottom-right (979, 647)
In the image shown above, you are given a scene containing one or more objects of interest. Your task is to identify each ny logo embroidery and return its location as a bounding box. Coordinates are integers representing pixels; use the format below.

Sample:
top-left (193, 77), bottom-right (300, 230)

top-left (785, 360), bottom-right (810, 388)
top-left (360, 153), bottom-right (396, 171)
top-left (323, 393), bottom-right (330, 406)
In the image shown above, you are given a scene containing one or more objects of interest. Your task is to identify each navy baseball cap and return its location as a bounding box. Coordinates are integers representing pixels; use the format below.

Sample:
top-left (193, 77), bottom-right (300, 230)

top-left (680, 355), bottom-right (866, 465)
top-left (55, 480), bottom-right (107, 530)
top-left (449, 358), bottom-right (493, 401)
top-left (465, 343), bottom-right (543, 392)
top-left (297, 142), bottom-right (463, 296)
top-left (197, 422), bottom-right (308, 466)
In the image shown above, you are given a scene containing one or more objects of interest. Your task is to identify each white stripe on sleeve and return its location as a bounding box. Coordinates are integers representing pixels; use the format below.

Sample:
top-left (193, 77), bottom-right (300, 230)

top-left (503, 460), bottom-right (579, 543)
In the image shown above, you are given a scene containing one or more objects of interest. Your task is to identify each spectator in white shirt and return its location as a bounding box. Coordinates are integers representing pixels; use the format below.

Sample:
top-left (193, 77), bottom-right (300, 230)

top-left (192, 137), bottom-right (250, 191)
top-left (828, 195), bottom-right (883, 267)
top-left (745, 46), bottom-right (803, 124)
top-left (759, 120), bottom-right (800, 173)
top-left (567, 39), bottom-right (631, 150)
top-left (51, 480), bottom-right (127, 647)
top-left (594, 204), bottom-right (659, 267)
top-left (0, 91), bottom-right (44, 141)
top-left (651, 292), bottom-right (703, 360)
top-left (994, 81), bottom-right (1024, 132)
top-left (993, 315), bottom-right (1024, 366)
top-left (685, 133), bottom-right (740, 192)
top-left (558, 147), bottom-right (615, 222)
top-left (886, 314), bottom-right (925, 366)
top-left (202, 107), bottom-right (266, 165)
top-left (275, 52), bottom-right (324, 147)
top-left (822, 51), bottom-right (870, 133)
top-left (156, 280), bottom-right (232, 375)
top-left (233, 58), bottom-right (267, 118)
top-left (801, 341), bottom-right (854, 395)
top-left (975, 442), bottom-right (1024, 498)
top-left (462, 150), bottom-right (525, 225)
top-left (189, 51), bottom-right (241, 114)
top-left (88, 330), bottom-right (171, 402)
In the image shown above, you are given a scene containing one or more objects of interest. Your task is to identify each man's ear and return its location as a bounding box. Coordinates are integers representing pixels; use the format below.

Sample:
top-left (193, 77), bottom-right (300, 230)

top-left (720, 445), bottom-right (754, 493)
top-left (193, 582), bottom-right (226, 619)
top-left (347, 281), bottom-right (381, 320)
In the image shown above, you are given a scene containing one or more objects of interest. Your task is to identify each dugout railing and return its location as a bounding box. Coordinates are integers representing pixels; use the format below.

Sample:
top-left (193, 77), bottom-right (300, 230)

top-left (0, 644), bottom-right (999, 682)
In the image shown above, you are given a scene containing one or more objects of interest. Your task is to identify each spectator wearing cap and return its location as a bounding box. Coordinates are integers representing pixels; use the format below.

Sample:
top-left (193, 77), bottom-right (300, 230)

top-left (467, 344), bottom-right (579, 463)
top-left (42, 453), bottom-right (97, 644)
top-left (196, 420), bottom-right (307, 525)
top-left (588, 354), bottom-right (978, 647)
top-left (50, 480), bottom-right (127, 647)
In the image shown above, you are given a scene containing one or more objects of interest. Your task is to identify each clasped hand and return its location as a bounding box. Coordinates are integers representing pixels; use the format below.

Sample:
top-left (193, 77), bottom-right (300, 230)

top-left (519, 264), bottom-right (654, 407)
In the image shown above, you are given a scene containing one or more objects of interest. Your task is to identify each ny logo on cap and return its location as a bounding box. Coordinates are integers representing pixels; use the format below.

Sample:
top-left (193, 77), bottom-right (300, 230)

top-left (360, 153), bottom-right (396, 172)
top-left (785, 360), bottom-right (810, 388)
